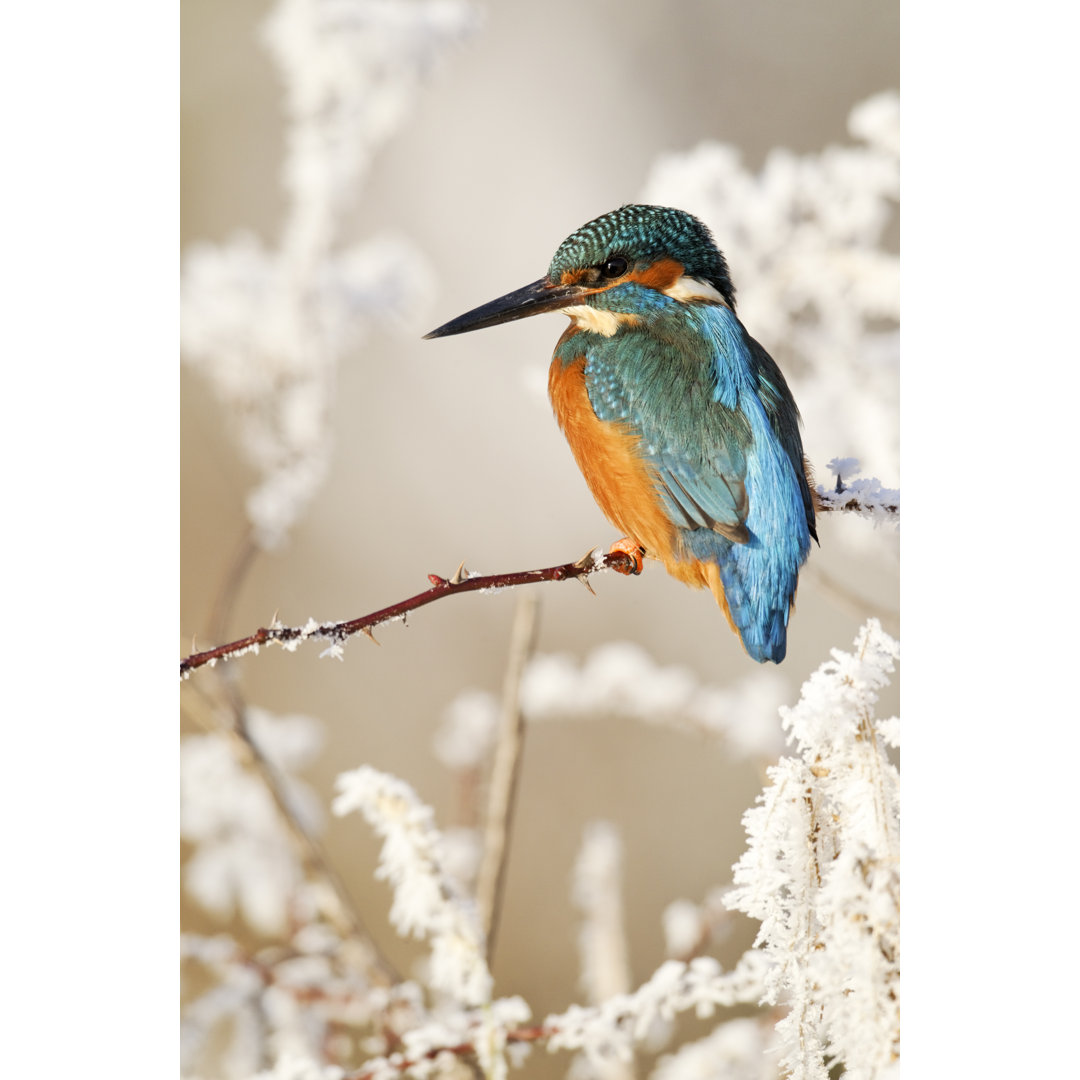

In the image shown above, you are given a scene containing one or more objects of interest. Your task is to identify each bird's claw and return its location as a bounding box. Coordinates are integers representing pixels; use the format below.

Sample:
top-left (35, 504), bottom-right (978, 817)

top-left (608, 538), bottom-right (645, 576)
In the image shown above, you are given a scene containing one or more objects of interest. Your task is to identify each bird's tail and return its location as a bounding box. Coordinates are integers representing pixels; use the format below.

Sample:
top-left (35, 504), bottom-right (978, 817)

top-left (701, 560), bottom-right (790, 664)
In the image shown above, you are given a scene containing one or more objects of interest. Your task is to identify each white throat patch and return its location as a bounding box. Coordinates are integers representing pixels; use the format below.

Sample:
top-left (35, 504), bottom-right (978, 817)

top-left (563, 305), bottom-right (627, 337)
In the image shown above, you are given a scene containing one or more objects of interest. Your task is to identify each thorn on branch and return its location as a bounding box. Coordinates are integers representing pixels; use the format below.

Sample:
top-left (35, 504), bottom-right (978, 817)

top-left (574, 547), bottom-right (599, 569)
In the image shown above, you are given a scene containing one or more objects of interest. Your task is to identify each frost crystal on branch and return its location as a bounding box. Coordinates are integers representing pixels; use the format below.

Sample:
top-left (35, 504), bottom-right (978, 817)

top-left (817, 458), bottom-right (900, 526)
top-left (726, 620), bottom-right (900, 1079)
top-left (333, 765), bottom-right (493, 1006)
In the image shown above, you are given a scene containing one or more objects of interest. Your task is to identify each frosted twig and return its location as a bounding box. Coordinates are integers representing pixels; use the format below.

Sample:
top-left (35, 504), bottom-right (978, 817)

top-left (343, 1023), bottom-right (549, 1080)
top-left (476, 592), bottom-right (541, 962)
top-left (180, 548), bottom-right (626, 677)
top-left (544, 951), bottom-right (770, 1065)
top-left (344, 953), bottom-right (769, 1079)
top-left (333, 766), bottom-right (493, 1006)
top-left (815, 460), bottom-right (900, 524)
top-left (816, 489), bottom-right (899, 521)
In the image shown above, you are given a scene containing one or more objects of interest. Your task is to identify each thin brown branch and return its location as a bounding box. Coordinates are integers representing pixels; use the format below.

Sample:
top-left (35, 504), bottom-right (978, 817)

top-left (180, 494), bottom-right (893, 680)
top-left (180, 549), bottom-right (631, 678)
top-left (476, 593), bottom-right (540, 963)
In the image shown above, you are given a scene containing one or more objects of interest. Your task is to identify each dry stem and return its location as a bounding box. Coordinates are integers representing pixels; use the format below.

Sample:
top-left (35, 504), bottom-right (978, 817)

top-left (476, 593), bottom-right (541, 962)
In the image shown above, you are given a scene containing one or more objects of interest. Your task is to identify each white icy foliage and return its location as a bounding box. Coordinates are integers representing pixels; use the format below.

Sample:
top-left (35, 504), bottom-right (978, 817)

top-left (181, 0), bottom-right (478, 547)
top-left (180, 708), bottom-right (325, 936)
top-left (641, 92), bottom-right (900, 530)
top-left (650, 1017), bottom-right (779, 1080)
top-left (545, 952), bottom-right (771, 1068)
top-left (726, 620), bottom-right (900, 1080)
top-left (356, 996), bottom-right (532, 1080)
top-left (519, 642), bottom-right (787, 760)
top-left (333, 765), bottom-right (493, 1006)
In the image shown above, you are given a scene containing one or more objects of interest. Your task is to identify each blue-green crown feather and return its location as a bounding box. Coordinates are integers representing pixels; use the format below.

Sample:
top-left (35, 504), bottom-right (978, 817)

top-left (548, 204), bottom-right (736, 308)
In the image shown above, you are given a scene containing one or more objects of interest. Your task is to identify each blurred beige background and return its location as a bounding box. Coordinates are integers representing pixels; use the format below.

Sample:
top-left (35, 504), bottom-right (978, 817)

top-left (182, 0), bottom-right (898, 1032)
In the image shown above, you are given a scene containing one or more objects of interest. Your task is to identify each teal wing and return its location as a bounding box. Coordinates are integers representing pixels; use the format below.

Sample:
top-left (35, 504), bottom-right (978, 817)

top-left (582, 331), bottom-right (753, 544)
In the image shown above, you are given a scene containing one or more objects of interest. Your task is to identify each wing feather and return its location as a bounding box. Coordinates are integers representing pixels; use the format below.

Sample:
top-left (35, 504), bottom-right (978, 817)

top-left (583, 328), bottom-right (752, 544)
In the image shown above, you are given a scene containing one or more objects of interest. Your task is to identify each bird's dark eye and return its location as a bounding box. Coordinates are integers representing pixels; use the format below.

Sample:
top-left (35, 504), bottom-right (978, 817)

top-left (599, 255), bottom-right (628, 279)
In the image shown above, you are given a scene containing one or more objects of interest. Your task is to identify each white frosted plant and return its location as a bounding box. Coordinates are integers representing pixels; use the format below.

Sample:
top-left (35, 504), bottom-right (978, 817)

top-left (196, 617), bottom-right (900, 1079)
top-left (181, 0), bottom-right (478, 548)
top-left (641, 92), bottom-right (900, 533)
top-left (332, 766), bottom-right (540, 1080)
top-left (726, 620), bottom-right (900, 1079)
top-left (333, 765), bottom-right (493, 1007)
top-left (544, 951), bottom-right (772, 1068)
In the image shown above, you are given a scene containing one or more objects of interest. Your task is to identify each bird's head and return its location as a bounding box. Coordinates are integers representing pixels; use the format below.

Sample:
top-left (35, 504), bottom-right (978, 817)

top-left (425, 204), bottom-right (734, 340)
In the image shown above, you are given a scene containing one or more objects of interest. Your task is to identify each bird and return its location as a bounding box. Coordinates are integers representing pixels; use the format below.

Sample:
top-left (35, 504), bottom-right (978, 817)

top-left (425, 204), bottom-right (817, 663)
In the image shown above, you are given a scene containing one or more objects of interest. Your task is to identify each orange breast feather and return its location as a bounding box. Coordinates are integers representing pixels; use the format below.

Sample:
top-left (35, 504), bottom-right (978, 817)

top-left (547, 339), bottom-right (736, 628)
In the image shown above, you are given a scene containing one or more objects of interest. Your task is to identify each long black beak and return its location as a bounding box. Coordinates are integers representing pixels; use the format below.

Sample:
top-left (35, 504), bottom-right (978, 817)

top-left (424, 278), bottom-right (588, 339)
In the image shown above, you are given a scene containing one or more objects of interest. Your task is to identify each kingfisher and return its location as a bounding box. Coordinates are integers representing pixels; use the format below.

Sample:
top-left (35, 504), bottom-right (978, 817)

top-left (425, 205), bottom-right (816, 663)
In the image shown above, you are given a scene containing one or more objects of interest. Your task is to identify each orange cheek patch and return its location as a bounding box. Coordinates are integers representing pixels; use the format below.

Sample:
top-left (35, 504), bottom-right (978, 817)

top-left (627, 257), bottom-right (685, 292)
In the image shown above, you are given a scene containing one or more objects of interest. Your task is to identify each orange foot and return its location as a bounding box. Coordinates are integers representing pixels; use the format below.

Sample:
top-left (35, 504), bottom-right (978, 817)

top-left (608, 537), bottom-right (645, 575)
